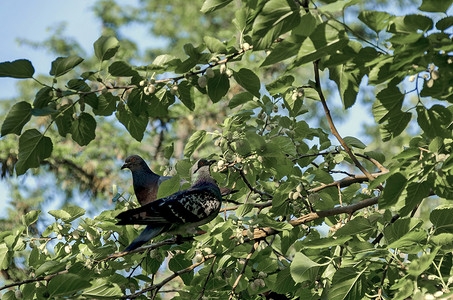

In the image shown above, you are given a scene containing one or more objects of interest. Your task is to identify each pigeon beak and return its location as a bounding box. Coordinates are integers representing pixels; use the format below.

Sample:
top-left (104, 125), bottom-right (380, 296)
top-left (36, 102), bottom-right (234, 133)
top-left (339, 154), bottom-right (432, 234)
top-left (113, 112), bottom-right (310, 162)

top-left (207, 159), bottom-right (216, 166)
top-left (121, 163), bottom-right (128, 170)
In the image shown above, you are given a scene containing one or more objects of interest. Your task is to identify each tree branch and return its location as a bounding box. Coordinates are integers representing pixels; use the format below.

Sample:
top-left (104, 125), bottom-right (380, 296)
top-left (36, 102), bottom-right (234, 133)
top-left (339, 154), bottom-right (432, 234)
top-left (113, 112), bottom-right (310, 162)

top-left (124, 254), bottom-right (216, 299)
top-left (228, 241), bottom-right (259, 300)
top-left (313, 60), bottom-right (375, 182)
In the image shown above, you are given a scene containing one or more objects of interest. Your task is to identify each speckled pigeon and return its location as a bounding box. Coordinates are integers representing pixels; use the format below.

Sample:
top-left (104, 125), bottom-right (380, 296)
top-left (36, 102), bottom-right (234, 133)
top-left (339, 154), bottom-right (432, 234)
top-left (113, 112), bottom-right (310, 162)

top-left (121, 155), bottom-right (172, 206)
top-left (116, 159), bottom-right (222, 252)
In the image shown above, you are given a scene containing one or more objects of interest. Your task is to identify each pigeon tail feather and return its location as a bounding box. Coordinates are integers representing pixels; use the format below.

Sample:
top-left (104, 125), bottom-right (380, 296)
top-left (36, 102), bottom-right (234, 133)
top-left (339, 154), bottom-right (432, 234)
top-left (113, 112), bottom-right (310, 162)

top-left (123, 225), bottom-right (167, 252)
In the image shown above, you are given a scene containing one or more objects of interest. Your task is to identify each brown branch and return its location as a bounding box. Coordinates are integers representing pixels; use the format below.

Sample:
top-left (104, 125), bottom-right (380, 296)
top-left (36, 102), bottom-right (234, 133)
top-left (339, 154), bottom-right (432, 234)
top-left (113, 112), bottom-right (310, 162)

top-left (228, 241), bottom-right (259, 300)
top-left (246, 196), bottom-right (380, 240)
top-left (309, 171), bottom-right (387, 193)
top-left (124, 254), bottom-right (216, 299)
top-left (0, 270), bottom-right (68, 291)
top-left (313, 60), bottom-right (375, 182)
top-left (356, 153), bottom-right (389, 173)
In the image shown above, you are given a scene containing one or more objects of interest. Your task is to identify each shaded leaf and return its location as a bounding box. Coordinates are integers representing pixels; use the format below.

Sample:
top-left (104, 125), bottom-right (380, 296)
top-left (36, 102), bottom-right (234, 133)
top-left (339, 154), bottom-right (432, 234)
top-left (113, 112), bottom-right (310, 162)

top-left (15, 129), bottom-right (53, 175)
top-left (48, 205), bottom-right (86, 222)
top-left (343, 136), bottom-right (366, 149)
top-left (22, 210), bottom-right (41, 227)
top-left (290, 252), bottom-right (320, 283)
top-left (184, 130), bottom-right (206, 157)
top-left (228, 92), bottom-right (254, 109)
top-left (233, 68), bottom-right (260, 97)
top-left (50, 56), bottom-right (83, 77)
top-left (48, 273), bottom-right (91, 297)
top-left (204, 36), bottom-right (227, 53)
top-left (329, 268), bottom-right (366, 300)
top-left (1, 101), bottom-right (32, 136)
top-left (201, 0), bottom-right (233, 13)
top-left (419, 0), bottom-right (453, 13)
top-left (70, 112), bottom-right (96, 146)
top-left (178, 80), bottom-right (195, 110)
top-left (379, 172), bottom-right (407, 209)
top-left (0, 59), bottom-right (34, 78)
top-left (168, 254), bottom-right (193, 284)
top-left (207, 72), bottom-right (230, 102)
top-left (116, 105), bottom-right (148, 141)
top-left (94, 36), bottom-right (120, 61)
top-left (108, 61), bottom-right (139, 77)
top-left (358, 11), bottom-right (393, 33)
top-left (430, 204), bottom-right (453, 233)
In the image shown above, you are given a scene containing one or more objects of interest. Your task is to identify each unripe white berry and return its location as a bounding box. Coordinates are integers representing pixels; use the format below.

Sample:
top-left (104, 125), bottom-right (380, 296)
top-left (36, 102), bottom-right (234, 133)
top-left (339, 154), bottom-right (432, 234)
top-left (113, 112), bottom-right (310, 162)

top-left (194, 253), bottom-right (203, 263)
top-left (86, 232), bottom-right (94, 242)
top-left (72, 230), bottom-right (80, 240)
top-left (57, 234), bottom-right (63, 240)
top-left (242, 42), bottom-right (251, 51)
top-left (431, 70), bottom-right (439, 80)
top-left (139, 80), bottom-right (146, 87)
top-left (258, 271), bottom-right (267, 278)
top-left (205, 68), bottom-right (215, 78)
top-left (143, 86), bottom-right (150, 95)
top-left (170, 85), bottom-right (178, 95)
top-left (219, 64), bottom-right (226, 74)
top-left (217, 160), bottom-right (225, 169)
top-left (198, 76), bottom-right (207, 88)
top-left (15, 290), bottom-right (23, 299)
top-left (64, 245), bottom-right (72, 254)
top-left (408, 75), bottom-right (416, 82)
top-left (296, 184), bottom-right (303, 193)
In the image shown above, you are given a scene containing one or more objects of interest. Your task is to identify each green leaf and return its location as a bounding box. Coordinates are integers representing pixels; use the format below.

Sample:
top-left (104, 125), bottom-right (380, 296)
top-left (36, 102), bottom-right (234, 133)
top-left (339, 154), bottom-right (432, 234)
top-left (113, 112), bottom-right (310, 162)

top-left (0, 59), bottom-right (34, 78)
top-left (335, 216), bottom-right (374, 236)
top-left (261, 38), bottom-right (300, 66)
top-left (15, 129), bottom-right (53, 175)
top-left (33, 86), bottom-right (53, 108)
top-left (272, 267), bottom-right (297, 293)
top-left (203, 36), bottom-right (227, 53)
top-left (379, 172), bottom-right (407, 209)
top-left (48, 273), bottom-right (91, 297)
top-left (290, 252), bottom-right (320, 283)
top-left (408, 249), bottom-right (438, 277)
top-left (430, 204), bottom-right (453, 233)
top-left (372, 84), bottom-right (404, 123)
top-left (303, 236), bottom-right (352, 249)
top-left (93, 93), bottom-right (118, 116)
top-left (417, 105), bottom-right (452, 138)
top-left (184, 130), bottom-right (206, 157)
top-left (252, 0), bottom-right (301, 50)
top-left (200, 0), bottom-right (233, 13)
top-left (329, 64), bottom-right (362, 109)
top-left (108, 61), bottom-right (139, 77)
top-left (50, 56), bottom-right (83, 77)
top-left (48, 205), bottom-right (85, 223)
top-left (207, 72), bottom-right (230, 102)
top-left (358, 10), bottom-right (393, 33)
top-left (343, 136), bottom-right (366, 149)
top-left (436, 16), bottom-right (453, 31)
top-left (71, 113), bottom-right (96, 146)
top-left (116, 105), bottom-right (148, 141)
top-left (1, 101), bottom-right (32, 136)
top-left (266, 75), bottom-right (294, 95)
top-left (178, 80), bottom-right (195, 111)
top-left (228, 92), bottom-right (254, 109)
top-left (94, 36), bottom-right (120, 61)
top-left (82, 278), bottom-right (122, 298)
top-left (329, 268), bottom-right (367, 300)
top-left (157, 175), bottom-right (181, 199)
top-left (168, 254), bottom-right (193, 284)
top-left (0, 244), bottom-right (9, 269)
top-left (419, 0), bottom-right (453, 13)
top-left (22, 210), bottom-right (41, 227)
top-left (233, 68), bottom-right (260, 97)
top-left (380, 111), bottom-right (412, 142)
top-left (292, 22), bottom-right (348, 67)
top-left (399, 181), bottom-right (431, 216)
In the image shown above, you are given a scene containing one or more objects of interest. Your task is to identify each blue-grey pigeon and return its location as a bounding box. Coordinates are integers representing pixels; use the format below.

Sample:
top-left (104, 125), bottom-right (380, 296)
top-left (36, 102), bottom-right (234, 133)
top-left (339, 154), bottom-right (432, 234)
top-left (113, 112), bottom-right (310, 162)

top-left (116, 159), bottom-right (222, 252)
top-left (121, 155), bottom-right (172, 206)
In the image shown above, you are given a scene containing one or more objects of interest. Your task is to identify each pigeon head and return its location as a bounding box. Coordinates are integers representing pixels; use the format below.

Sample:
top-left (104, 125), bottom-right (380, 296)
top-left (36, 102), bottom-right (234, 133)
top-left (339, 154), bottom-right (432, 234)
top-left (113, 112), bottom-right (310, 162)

top-left (191, 159), bottom-right (216, 184)
top-left (121, 155), bottom-right (148, 171)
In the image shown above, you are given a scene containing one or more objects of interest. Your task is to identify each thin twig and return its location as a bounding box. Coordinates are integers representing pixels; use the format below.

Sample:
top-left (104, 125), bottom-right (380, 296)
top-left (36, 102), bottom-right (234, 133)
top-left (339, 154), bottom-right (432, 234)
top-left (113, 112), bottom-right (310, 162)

top-left (313, 60), bottom-right (375, 182)
top-left (228, 242), bottom-right (259, 300)
top-left (356, 153), bottom-right (389, 173)
top-left (124, 255), bottom-right (216, 299)
top-left (198, 256), bottom-right (217, 300)
top-left (234, 166), bottom-right (273, 199)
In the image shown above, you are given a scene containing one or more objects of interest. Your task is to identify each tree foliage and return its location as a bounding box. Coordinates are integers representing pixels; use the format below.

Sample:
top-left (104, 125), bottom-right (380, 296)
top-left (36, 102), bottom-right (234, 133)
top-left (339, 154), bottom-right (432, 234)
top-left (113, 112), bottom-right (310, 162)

top-left (1, 0), bottom-right (453, 299)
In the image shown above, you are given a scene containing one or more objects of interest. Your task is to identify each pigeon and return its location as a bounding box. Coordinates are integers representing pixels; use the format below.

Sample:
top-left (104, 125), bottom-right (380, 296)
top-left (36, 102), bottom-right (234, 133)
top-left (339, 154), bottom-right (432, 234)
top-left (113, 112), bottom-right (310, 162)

top-left (116, 159), bottom-right (222, 252)
top-left (121, 155), bottom-right (172, 206)
top-left (122, 155), bottom-right (236, 207)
